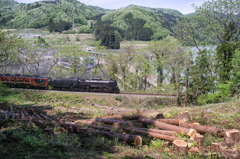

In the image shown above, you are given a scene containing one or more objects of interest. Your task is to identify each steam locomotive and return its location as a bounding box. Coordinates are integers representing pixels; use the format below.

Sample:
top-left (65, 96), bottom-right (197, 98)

top-left (0, 74), bottom-right (120, 93)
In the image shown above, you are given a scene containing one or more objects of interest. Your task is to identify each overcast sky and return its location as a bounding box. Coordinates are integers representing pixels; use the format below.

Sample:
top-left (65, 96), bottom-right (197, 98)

top-left (15, 0), bottom-right (206, 14)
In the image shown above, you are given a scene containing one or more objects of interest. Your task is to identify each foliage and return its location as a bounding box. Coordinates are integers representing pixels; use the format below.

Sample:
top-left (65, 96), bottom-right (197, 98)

top-left (94, 20), bottom-right (120, 49)
top-left (36, 37), bottom-right (48, 46)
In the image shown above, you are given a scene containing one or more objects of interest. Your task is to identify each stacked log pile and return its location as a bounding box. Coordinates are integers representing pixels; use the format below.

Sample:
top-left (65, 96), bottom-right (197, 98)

top-left (2, 105), bottom-right (240, 158)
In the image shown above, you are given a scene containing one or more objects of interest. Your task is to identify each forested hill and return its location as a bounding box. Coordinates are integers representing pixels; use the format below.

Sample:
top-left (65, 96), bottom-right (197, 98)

top-left (0, 0), bottom-right (101, 29)
top-left (100, 5), bottom-right (183, 40)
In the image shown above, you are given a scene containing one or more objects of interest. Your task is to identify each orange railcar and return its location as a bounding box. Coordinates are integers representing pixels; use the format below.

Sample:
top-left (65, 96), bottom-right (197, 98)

top-left (0, 74), bottom-right (52, 89)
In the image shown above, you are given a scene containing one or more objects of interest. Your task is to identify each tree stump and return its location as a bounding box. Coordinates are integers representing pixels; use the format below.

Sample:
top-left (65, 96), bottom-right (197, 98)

top-left (211, 142), bottom-right (220, 153)
top-left (188, 147), bottom-right (199, 154)
top-left (195, 133), bottom-right (204, 148)
top-left (43, 128), bottom-right (54, 136)
top-left (224, 129), bottom-right (240, 143)
top-left (173, 140), bottom-right (188, 156)
top-left (179, 111), bottom-right (189, 122)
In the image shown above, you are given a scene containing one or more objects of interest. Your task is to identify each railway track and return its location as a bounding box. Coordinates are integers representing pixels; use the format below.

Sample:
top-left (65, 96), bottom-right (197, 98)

top-left (9, 88), bottom-right (177, 98)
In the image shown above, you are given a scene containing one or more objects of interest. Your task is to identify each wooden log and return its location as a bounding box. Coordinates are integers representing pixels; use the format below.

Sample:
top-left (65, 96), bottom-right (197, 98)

top-left (11, 113), bottom-right (15, 119)
top-left (33, 112), bottom-right (42, 120)
top-left (58, 127), bottom-right (66, 132)
top-left (23, 110), bottom-right (29, 118)
top-left (60, 123), bottom-right (82, 134)
top-left (40, 113), bottom-right (53, 121)
top-left (179, 123), bottom-right (227, 137)
top-left (75, 120), bottom-right (104, 126)
top-left (138, 118), bottom-right (196, 136)
top-left (95, 118), bottom-right (134, 127)
top-left (84, 128), bottom-right (142, 147)
top-left (211, 142), bottom-right (220, 153)
top-left (20, 110), bottom-right (25, 119)
top-left (195, 133), bottom-right (204, 148)
top-left (15, 111), bottom-right (19, 119)
top-left (88, 125), bottom-right (112, 131)
top-left (156, 113), bottom-right (164, 119)
top-left (157, 119), bottom-right (184, 126)
top-left (43, 128), bottom-right (54, 136)
top-left (188, 147), bottom-right (200, 153)
top-left (124, 127), bottom-right (177, 136)
top-left (179, 111), bottom-right (189, 122)
top-left (122, 115), bottom-right (143, 120)
top-left (224, 129), bottom-right (240, 143)
top-left (123, 127), bottom-right (180, 142)
top-left (173, 140), bottom-right (188, 156)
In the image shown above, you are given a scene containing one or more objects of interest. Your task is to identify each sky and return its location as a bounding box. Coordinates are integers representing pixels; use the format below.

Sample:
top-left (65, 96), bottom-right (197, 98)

top-left (15, 0), bottom-right (206, 14)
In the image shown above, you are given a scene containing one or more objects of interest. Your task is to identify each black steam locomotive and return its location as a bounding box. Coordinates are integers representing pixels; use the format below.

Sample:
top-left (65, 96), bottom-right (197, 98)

top-left (0, 74), bottom-right (120, 93)
top-left (50, 77), bottom-right (120, 93)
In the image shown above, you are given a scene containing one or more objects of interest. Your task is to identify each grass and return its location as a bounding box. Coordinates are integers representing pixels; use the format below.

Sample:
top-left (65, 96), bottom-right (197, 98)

top-left (1, 87), bottom-right (240, 158)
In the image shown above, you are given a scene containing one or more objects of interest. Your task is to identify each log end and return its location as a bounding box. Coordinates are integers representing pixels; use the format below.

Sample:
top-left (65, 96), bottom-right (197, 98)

top-left (173, 140), bottom-right (188, 148)
top-left (211, 142), bottom-right (220, 152)
top-left (187, 129), bottom-right (197, 137)
top-left (128, 121), bottom-right (134, 127)
top-left (134, 135), bottom-right (142, 147)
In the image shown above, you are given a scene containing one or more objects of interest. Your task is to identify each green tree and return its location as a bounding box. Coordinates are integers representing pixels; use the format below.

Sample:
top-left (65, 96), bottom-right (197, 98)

top-left (59, 45), bottom-right (88, 77)
top-left (0, 30), bottom-right (20, 67)
top-left (176, 0), bottom-right (240, 84)
top-left (145, 39), bottom-right (168, 86)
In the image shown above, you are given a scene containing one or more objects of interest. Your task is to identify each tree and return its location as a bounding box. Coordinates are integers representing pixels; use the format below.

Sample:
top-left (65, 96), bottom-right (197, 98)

top-left (145, 39), bottom-right (169, 86)
top-left (59, 45), bottom-right (88, 77)
top-left (176, 0), bottom-right (240, 84)
top-left (0, 30), bottom-right (20, 67)
top-left (133, 51), bottom-right (153, 90)
top-left (164, 38), bottom-right (186, 106)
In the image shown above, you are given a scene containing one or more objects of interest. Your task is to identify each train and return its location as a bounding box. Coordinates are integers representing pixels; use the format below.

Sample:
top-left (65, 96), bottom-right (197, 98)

top-left (0, 74), bottom-right (120, 93)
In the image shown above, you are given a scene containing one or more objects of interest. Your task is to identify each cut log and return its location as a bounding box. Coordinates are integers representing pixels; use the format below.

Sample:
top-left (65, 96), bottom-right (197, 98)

top-left (58, 127), bottom-right (66, 132)
top-left (33, 112), bottom-right (42, 120)
top-left (123, 127), bottom-right (180, 142)
top-left (122, 115), bottom-right (143, 120)
top-left (23, 110), bottom-right (29, 118)
top-left (157, 119), bottom-right (184, 126)
top-left (11, 113), bottom-right (15, 119)
top-left (179, 111), bottom-right (189, 122)
top-left (224, 129), bottom-right (240, 143)
top-left (88, 125), bottom-right (112, 131)
top-left (124, 127), bottom-right (177, 136)
top-left (40, 113), bottom-right (53, 121)
top-left (179, 123), bottom-right (227, 137)
top-left (75, 120), bottom-right (104, 126)
top-left (188, 147), bottom-right (199, 153)
top-left (173, 140), bottom-right (188, 155)
top-left (83, 128), bottom-right (142, 147)
top-left (43, 128), bottom-right (54, 136)
top-left (95, 118), bottom-right (134, 127)
top-left (15, 111), bottom-right (19, 119)
top-left (195, 133), bottom-right (204, 148)
top-left (138, 118), bottom-right (196, 136)
top-left (60, 123), bottom-right (82, 134)
top-left (156, 113), bottom-right (164, 119)
top-left (211, 142), bottom-right (220, 153)
top-left (20, 110), bottom-right (25, 119)
top-left (67, 127), bottom-right (74, 134)
top-left (104, 115), bottom-right (143, 120)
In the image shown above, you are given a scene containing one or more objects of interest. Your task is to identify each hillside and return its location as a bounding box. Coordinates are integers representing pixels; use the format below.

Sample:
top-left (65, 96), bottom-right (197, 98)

top-left (100, 5), bottom-right (182, 40)
top-left (0, 0), bottom-right (101, 29)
